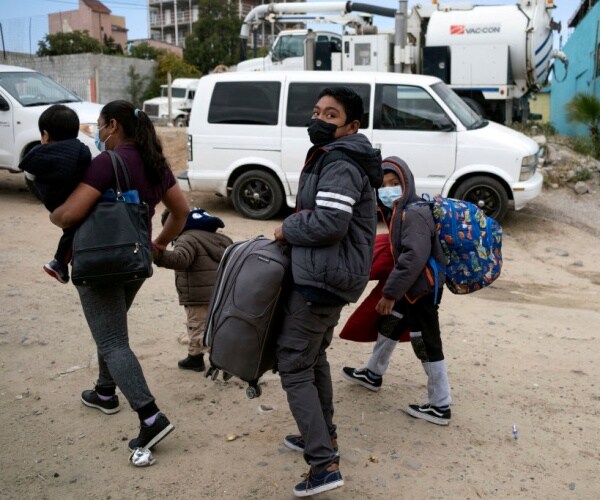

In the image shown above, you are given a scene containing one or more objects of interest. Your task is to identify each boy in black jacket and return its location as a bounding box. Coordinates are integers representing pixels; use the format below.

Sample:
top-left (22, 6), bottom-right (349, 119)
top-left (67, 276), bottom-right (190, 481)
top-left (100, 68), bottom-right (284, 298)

top-left (19, 104), bottom-right (92, 284)
top-left (274, 87), bottom-right (382, 497)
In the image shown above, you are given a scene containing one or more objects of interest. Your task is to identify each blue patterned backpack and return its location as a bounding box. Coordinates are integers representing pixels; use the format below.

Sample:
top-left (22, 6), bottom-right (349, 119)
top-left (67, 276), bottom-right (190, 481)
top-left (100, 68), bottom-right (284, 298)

top-left (420, 195), bottom-right (503, 296)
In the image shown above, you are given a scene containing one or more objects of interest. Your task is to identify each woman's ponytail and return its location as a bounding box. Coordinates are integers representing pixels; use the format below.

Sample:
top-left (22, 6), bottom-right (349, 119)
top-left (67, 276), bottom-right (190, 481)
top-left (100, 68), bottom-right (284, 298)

top-left (100, 100), bottom-right (170, 184)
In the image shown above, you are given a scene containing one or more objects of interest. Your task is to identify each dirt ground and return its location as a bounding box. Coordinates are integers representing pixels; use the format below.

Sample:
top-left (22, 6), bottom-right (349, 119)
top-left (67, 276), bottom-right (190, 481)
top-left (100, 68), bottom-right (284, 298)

top-left (1, 129), bottom-right (599, 499)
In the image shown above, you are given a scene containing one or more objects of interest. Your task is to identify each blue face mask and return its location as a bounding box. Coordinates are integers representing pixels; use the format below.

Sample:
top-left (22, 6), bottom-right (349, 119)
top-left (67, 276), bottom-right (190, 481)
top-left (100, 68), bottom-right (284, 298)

top-left (379, 186), bottom-right (403, 209)
top-left (94, 125), bottom-right (109, 152)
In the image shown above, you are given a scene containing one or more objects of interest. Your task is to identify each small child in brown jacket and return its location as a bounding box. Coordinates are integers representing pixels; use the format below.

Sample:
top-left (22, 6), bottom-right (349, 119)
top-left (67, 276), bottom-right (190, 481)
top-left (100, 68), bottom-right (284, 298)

top-left (156, 208), bottom-right (233, 372)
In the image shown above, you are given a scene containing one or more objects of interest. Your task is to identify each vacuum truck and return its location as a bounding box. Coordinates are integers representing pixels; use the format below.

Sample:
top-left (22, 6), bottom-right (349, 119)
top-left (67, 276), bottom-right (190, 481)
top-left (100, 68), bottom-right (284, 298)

top-left (237, 0), bottom-right (567, 124)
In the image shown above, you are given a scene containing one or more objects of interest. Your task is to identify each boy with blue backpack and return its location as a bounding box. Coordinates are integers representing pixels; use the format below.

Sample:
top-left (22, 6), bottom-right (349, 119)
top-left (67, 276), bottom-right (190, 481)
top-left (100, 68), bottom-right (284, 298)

top-left (342, 156), bottom-right (452, 425)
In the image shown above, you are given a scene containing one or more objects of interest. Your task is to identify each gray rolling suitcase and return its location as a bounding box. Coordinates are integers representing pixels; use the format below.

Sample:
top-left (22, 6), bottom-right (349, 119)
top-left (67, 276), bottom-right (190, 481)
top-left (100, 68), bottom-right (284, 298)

top-left (204, 236), bottom-right (290, 398)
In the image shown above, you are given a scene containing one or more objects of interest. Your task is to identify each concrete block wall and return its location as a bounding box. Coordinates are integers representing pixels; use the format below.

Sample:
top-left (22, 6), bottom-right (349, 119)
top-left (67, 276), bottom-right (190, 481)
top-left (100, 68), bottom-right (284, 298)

top-left (3, 53), bottom-right (155, 104)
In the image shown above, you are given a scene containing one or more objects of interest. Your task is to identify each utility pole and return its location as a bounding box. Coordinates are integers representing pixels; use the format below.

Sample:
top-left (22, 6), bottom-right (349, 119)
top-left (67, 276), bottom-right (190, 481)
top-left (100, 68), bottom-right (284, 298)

top-left (167, 71), bottom-right (173, 126)
top-left (394, 0), bottom-right (408, 73)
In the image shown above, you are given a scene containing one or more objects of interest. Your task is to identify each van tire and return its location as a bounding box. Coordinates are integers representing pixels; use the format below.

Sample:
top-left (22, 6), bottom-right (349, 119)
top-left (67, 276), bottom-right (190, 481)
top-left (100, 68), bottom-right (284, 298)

top-left (174, 116), bottom-right (187, 127)
top-left (453, 176), bottom-right (508, 222)
top-left (231, 170), bottom-right (284, 220)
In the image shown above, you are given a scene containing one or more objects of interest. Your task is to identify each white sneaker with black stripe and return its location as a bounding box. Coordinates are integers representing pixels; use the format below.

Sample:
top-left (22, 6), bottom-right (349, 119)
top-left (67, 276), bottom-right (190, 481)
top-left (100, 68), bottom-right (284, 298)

top-left (405, 403), bottom-right (451, 425)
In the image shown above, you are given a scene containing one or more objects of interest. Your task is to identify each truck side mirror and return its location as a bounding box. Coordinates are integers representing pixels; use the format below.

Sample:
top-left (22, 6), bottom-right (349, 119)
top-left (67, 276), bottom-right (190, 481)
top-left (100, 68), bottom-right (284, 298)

top-left (0, 95), bottom-right (9, 111)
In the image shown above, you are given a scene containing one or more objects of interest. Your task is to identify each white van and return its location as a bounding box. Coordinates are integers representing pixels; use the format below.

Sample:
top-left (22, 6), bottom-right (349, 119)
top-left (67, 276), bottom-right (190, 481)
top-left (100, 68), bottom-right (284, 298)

top-left (183, 71), bottom-right (542, 221)
top-left (0, 64), bottom-right (103, 196)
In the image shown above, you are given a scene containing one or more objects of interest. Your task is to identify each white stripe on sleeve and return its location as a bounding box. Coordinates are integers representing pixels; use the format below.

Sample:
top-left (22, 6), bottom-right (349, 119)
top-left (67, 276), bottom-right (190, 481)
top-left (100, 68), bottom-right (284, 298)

top-left (316, 199), bottom-right (353, 213)
top-left (316, 191), bottom-right (356, 205)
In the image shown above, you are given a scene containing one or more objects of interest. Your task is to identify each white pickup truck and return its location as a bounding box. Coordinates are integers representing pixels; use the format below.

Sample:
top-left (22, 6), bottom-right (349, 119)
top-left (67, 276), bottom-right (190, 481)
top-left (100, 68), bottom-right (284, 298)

top-left (0, 64), bottom-right (102, 196)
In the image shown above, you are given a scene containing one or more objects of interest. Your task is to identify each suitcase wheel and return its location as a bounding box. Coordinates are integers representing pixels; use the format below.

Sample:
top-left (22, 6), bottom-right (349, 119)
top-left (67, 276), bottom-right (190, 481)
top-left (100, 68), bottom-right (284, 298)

top-left (222, 371), bottom-right (233, 382)
top-left (205, 366), bottom-right (215, 379)
top-left (246, 384), bottom-right (262, 399)
top-left (211, 368), bottom-right (220, 381)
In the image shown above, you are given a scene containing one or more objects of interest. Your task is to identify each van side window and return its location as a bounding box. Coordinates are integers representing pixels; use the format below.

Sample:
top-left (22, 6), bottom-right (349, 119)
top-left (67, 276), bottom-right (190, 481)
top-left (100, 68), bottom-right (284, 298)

top-left (286, 83), bottom-right (370, 128)
top-left (208, 82), bottom-right (280, 125)
top-left (374, 84), bottom-right (449, 131)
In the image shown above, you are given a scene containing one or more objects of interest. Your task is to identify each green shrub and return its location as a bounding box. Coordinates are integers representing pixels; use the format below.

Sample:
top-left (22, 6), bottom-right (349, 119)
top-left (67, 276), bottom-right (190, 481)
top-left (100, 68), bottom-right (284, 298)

top-left (570, 137), bottom-right (597, 157)
top-left (572, 167), bottom-right (593, 182)
top-left (510, 121), bottom-right (557, 137)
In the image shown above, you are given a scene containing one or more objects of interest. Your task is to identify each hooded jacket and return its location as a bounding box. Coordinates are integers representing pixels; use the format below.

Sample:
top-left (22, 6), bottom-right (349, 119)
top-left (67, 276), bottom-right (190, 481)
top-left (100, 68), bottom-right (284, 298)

top-left (282, 133), bottom-right (383, 304)
top-left (380, 156), bottom-right (446, 302)
top-left (155, 229), bottom-right (233, 305)
top-left (18, 139), bottom-right (92, 212)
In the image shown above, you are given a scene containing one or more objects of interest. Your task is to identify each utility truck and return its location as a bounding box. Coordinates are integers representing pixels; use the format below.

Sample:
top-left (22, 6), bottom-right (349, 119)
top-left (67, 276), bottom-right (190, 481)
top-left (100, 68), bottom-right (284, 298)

top-left (142, 78), bottom-right (200, 127)
top-left (237, 0), bottom-right (567, 124)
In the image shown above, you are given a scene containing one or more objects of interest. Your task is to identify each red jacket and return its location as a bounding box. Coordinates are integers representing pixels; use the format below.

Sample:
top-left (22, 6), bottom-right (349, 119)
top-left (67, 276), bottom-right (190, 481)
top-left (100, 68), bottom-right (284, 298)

top-left (339, 233), bottom-right (409, 343)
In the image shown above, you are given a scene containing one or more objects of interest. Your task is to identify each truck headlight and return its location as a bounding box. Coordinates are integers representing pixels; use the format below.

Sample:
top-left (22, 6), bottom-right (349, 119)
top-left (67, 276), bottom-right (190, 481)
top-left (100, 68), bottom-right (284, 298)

top-left (519, 153), bottom-right (538, 181)
top-left (187, 134), bottom-right (192, 162)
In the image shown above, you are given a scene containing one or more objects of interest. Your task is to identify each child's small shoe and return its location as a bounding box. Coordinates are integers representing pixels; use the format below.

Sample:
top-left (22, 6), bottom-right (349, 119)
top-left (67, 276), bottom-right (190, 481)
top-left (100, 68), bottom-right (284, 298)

top-left (178, 353), bottom-right (205, 372)
top-left (43, 259), bottom-right (69, 284)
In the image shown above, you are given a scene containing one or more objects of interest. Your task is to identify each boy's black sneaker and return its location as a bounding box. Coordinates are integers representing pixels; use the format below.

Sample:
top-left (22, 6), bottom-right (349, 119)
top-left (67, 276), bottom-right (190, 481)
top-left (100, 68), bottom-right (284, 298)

top-left (178, 353), bottom-right (205, 372)
top-left (43, 259), bottom-right (69, 284)
top-left (128, 413), bottom-right (174, 451)
top-left (293, 463), bottom-right (344, 497)
top-left (81, 390), bottom-right (120, 415)
top-left (406, 404), bottom-right (451, 426)
top-left (284, 435), bottom-right (338, 454)
top-left (341, 367), bottom-right (382, 392)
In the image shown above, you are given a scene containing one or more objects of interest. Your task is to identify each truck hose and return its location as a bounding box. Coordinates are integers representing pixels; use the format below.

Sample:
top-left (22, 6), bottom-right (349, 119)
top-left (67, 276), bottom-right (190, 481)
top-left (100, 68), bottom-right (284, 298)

top-left (347, 2), bottom-right (397, 18)
top-left (549, 50), bottom-right (568, 83)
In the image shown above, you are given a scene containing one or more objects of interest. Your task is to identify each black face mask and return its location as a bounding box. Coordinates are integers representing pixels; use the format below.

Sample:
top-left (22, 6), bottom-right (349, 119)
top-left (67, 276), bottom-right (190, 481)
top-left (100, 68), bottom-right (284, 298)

top-left (307, 119), bottom-right (341, 146)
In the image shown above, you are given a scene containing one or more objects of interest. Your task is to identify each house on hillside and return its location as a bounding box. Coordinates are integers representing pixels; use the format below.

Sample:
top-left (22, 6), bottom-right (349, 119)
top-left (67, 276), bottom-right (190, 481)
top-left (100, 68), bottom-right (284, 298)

top-left (48, 0), bottom-right (128, 52)
top-left (550, 0), bottom-right (600, 136)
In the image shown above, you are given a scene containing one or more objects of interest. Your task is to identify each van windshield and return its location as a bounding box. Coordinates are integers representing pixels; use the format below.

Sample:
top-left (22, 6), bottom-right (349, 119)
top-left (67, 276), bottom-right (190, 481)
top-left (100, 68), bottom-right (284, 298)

top-left (0, 71), bottom-right (80, 107)
top-left (160, 87), bottom-right (188, 98)
top-left (431, 82), bottom-right (486, 130)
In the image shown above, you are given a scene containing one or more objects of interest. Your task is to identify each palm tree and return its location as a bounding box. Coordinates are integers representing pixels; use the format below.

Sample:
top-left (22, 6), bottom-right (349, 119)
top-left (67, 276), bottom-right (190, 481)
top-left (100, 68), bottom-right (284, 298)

top-left (565, 93), bottom-right (600, 143)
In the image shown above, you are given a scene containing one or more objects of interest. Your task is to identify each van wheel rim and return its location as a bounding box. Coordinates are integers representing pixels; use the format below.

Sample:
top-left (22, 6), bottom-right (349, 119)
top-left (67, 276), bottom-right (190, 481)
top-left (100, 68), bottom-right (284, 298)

top-left (463, 185), bottom-right (500, 218)
top-left (241, 180), bottom-right (273, 210)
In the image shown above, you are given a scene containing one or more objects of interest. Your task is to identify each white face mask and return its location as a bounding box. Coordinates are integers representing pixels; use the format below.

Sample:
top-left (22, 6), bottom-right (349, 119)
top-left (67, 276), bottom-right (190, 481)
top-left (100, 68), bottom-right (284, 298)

top-left (379, 186), bottom-right (403, 208)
